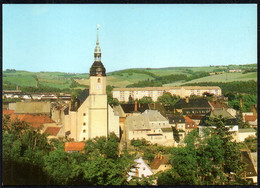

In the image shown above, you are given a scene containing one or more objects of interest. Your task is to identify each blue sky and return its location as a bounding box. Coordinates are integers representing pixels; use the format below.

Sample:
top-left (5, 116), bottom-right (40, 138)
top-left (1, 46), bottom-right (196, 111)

top-left (3, 4), bottom-right (257, 73)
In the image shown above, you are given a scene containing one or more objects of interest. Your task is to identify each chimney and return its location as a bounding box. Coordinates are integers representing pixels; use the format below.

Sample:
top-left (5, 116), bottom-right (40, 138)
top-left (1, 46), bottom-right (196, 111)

top-left (240, 98), bottom-right (243, 110)
top-left (134, 100), bottom-right (137, 112)
top-left (185, 97), bottom-right (189, 103)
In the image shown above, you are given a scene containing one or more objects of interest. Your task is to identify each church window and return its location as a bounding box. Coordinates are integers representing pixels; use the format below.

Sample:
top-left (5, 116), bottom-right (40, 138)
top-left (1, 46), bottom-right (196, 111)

top-left (97, 78), bottom-right (101, 83)
top-left (83, 122), bottom-right (86, 125)
top-left (83, 113), bottom-right (86, 116)
top-left (83, 137), bottom-right (86, 141)
top-left (83, 129), bottom-right (86, 133)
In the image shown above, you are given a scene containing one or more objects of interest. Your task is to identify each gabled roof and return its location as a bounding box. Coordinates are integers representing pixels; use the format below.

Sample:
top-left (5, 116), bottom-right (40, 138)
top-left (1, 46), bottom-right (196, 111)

top-left (4, 113), bottom-right (56, 129)
top-left (65, 142), bottom-right (85, 152)
top-left (184, 116), bottom-right (194, 123)
top-left (44, 127), bottom-right (61, 136)
top-left (150, 154), bottom-right (168, 170)
top-left (174, 98), bottom-right (211, 109)
top-left (169, 115), bottom-right (185, 124)
top-left (245, 115), bottom-right (257, 122)
top-left (120, 103), bottom-right (149, 113)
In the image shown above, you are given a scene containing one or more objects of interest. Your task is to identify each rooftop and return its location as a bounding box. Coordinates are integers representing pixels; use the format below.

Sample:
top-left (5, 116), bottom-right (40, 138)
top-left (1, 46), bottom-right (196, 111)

top-left (150, 153), bottom-right (168, 169)
top-left (65, 142), bottom-right (86, 152)
top-left (174, 98), bottom-right (211, 109)
top-left (245, 115), bottom-right (257, 122)
top-left (44, 127), bottom-right (61, 136)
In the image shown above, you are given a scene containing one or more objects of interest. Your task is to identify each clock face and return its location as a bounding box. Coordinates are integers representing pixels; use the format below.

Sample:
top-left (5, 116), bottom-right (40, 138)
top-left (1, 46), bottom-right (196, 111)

top-left (97, 85), bottom-right (101, 89)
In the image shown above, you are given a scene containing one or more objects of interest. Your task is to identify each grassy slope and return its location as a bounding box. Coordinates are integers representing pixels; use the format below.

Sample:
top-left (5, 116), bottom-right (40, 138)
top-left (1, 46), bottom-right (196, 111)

top-left (164, 72), bottom-right (257, 86)
top-left (3, 64), bottom-right (257, 89)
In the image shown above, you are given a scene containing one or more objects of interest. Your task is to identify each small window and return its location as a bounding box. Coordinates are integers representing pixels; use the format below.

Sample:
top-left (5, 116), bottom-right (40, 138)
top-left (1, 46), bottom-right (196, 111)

top-left (154, 130), bottom-right (155, 133)
top-left (83, 113), bottom-right (86, 116)
top-left (83, 137), bottom-right (86, 141)
top-left (97, 78), bottom-right (101, 83)
top-left (143, 167), bottom-right (145, 170)
top-left (83, 122), bottom-right (86, 125)
top-left (83, 130), bottom-right (86, 133)
top-left (165, 136), bottom-right (167, 139)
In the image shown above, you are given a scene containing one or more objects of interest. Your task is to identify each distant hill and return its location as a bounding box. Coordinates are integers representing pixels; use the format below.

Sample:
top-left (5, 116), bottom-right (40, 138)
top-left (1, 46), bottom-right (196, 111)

top-left (3, 64), bottom-right (257, 90)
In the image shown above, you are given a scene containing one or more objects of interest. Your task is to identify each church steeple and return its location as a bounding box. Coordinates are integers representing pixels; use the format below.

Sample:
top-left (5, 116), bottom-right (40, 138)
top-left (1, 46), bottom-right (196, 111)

top-left (94, 24), bottom-right (101, 62)
top-left (90, 24), bottom-right (106, 77)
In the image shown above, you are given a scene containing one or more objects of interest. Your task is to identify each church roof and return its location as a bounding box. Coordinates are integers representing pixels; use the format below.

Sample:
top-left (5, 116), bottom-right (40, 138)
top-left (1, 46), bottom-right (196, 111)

top-left (78, 89), bottom-right (89, 105)
top-left (89, 61), bottom-right (106, 76)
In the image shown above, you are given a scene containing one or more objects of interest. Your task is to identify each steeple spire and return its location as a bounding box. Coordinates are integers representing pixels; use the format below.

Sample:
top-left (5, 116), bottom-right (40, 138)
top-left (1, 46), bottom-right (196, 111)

top-left (94, 24), bottom-right (101, 61)
top-left (96, 24), bottom-right (99, 45)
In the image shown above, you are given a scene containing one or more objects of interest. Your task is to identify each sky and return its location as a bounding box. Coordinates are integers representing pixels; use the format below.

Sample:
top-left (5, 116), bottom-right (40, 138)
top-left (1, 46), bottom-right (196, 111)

top-left (3, 4), bottom-right (257, 73)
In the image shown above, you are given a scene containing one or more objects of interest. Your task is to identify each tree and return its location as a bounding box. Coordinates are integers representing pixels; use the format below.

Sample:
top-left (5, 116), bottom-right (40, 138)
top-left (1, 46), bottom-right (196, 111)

top-left (157, 92), bottom-right (179, 106)
top-left (139, 96), bottom-right (153, 104)
top-left (158, 116), bottom-right (250, 185)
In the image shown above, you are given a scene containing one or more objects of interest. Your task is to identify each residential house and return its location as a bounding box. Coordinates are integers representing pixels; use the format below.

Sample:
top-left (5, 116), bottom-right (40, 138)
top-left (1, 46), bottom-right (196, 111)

top-left (184, 116), bottom-right (197, 135)
top-left (150, 153), bottom-right (171, 174)
top-left (168, 115), bottom-right (186, 145)
top-left (128, 155), bottom-right (153, 181)
top-left (244, 115), bottom-right (257, 127)
top-left (173, 98), bottom-right (211, 116)
top-left (43, 126), bottom-right (65, 140)
top-left (125, 110), bottom-right (175, 146)
top-left (199, 109), bottom-right (239, 141)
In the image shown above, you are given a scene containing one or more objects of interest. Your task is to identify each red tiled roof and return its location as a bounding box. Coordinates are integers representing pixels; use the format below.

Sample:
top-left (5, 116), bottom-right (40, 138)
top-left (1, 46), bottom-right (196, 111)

top-left (184, 116), bottom-right (194, 123)
top-left (3, 112), bottom-right (55, 129)
top-left (150, 154), bottom-right (168, 169)
top-left (44, 127), bottom-right (61, 136)
top-left (245, 115), bottom-right (257, 122)
top-left (65, 142), bottom-right (85, 152)
top-left (3, 110), bottom-right (15, 114)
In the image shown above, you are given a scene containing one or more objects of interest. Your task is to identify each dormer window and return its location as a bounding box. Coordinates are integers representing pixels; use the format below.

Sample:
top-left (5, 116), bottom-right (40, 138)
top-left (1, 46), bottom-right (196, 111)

top-left (97, 78), bottom-right (101, 83)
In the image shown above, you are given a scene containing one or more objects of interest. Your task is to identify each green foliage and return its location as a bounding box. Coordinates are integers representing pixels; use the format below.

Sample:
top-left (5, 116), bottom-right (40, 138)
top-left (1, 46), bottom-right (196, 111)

top-left (107, 85), bottom-right (120, 106)
top-left (158, 116), bottom-right (249, 185)
top-left (185, 71), bottom-right (210, 81)
top-left (183, 80), bottom-right (257, 95)
top-left (244, 136), bottom-right (257, 152)
top-left (138, 96), bottom-right (153, 104)
top-left (157, 92), bottom-right (179, 106)
top-left (172, 127), bottom-right (180, 143)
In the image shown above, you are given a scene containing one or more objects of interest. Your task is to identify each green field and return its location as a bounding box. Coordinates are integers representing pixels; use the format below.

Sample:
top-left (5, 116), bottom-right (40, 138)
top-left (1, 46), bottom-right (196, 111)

top-left (164, 72), bottom-right (257, 86)
top-left (2, 64), bottom-right (257, 90)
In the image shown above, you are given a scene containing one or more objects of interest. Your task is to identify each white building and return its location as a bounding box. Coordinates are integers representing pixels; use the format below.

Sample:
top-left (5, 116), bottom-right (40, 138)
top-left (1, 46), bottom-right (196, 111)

top-left (128, 155), bottom-right (153, 181)
top-left (125, 110), bottom-right (175, 146)
top-left (112, 86), bottom-right (222, 102)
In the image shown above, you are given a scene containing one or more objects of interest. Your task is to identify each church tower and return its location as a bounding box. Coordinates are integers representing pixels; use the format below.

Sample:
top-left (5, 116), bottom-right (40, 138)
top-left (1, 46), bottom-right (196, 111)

top-left (88, 25), bottom-right (108, 138)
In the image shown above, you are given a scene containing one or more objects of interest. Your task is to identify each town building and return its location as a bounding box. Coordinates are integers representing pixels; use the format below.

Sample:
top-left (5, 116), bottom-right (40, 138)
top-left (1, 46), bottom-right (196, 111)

top-left (14, 101), bottom-right (51, 115)
top-left (112, 86), bottom-right (222, 102)
top-left (184, 116), bottom-right (197, 135)
top-left (173, 98), bottom-right (212, 116)
top-left (63, 27), bottom-right (119, 141)
top-left (198, 109), bottom-right (239, 141)
top-left (128, 155), bottom-right (153, 181)
top-left (125, 110), bottom-right (175, 146)
top-left (150, 153), bottom-right (171, 174)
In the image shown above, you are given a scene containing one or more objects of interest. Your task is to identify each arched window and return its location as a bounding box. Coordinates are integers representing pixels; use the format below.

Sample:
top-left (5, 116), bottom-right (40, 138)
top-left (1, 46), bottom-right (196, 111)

top-left (83, 129), bottom-right (86, 133)
top-left (97, 78), bottom-right (101, 83)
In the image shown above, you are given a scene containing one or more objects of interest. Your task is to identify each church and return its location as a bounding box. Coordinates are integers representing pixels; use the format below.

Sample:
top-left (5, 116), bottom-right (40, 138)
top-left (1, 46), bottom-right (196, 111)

top-left (64, 26), bottom-right (119, 141)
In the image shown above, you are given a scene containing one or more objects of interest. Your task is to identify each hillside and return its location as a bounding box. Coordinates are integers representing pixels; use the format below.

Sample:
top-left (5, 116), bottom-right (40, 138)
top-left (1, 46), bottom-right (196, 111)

top-left (3, 64), bottom-right (257, 90)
